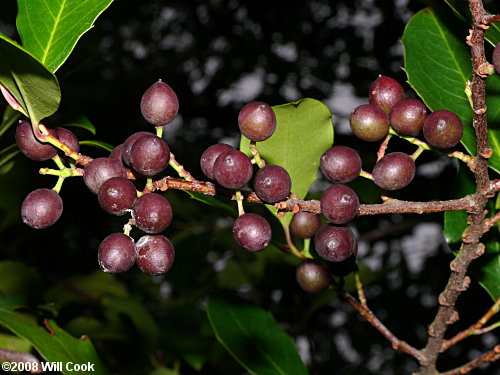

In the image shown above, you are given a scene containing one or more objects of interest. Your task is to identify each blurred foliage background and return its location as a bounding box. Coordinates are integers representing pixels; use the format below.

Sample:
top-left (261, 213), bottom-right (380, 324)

top-left (0, 0), bottom-right (499, 374)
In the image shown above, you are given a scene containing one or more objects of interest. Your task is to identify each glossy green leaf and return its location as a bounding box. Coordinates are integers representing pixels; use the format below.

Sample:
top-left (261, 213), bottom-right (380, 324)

top-left (0, 305), bottom-right (108, 374)
top-left (183, 190), bottom-right (237, 217)
top-left (444, 167), bottom-right (500, 300)
top-left (207, 294), bottom-right (309, 375)
top-left (0, 332), bottom-right (32, 352)
top-left (403, 7), bottom-right (500, 172)
top-left (0, 105), bottom-right (20, 138)
top-left (79, 139), bottom-right (114, 152)
top-left (0, 33), bottom-right (61, 125)
top-left (62, 115), bottom-right (96, 135)
top-left (240, 99), bottom-right (333, 227)
top-left (16, 0), bottom-right (115, 72)
top-left (44, 271), bottom-right (128, 305)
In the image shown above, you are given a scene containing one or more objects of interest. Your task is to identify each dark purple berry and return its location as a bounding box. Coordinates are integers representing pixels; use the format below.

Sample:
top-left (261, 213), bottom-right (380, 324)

top-left (129, 135), bottom-right (170, 176)
top-left (493, 42), bottom-right (500, 75)
top-left (121, 131), bottom-right (152, 166)
top-left (21, 188), bottom-right (63, 229)
top-left (320, 146), bottom-right (361, 183)
top-left (254, 165), bottom-right (291, 203)
top-left (389, 99), bottom-right (427, 136)
top-left (372, 152), bottom-right (416, 191)
top-left (350, 104), bottom-right (390, 142)
top-left (56, 127), bottom-right (80, 153)
top-left (140, 80), bottom-right (179, 126)
top-left (132, 193), bottom-right (173, 234)
top-left (232, 213), bottom-right (272, 252)
top-left (369, 75), bottom-right (405, 114)
top-left (98, 233), bottom-right (136, 273)
top-left (135, 234), bottom-right (175, 275)
top-left (290, 211), bottom-right (321, 239)
top-left (238, 101), bottom-right (277, 142)
top-left (15, 121), bottom-right (57, 161)
top-left (213, 149), bottom-right (253, 189)
top-left (320, 184), bottom-right (359, 224)
top-left (314, 224), bottom-right (357, 262)
top-left (200, 143), bottom-right (234, 180)
top-left (296, 260), bottom-right (332, 293)
top-left (423, 110), bottom-right (463, 149)
top-left (98, 177), bottom-right (137, 216)
top-left (109, 144), bottom-right (125, 167)
top-left (83, 157), bottom-right (127, 194)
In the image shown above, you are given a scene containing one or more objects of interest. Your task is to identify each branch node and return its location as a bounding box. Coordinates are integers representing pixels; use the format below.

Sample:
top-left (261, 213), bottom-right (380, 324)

top-left (439, 292), bottom-right (453, 307)
top-left (446, 310), bottom-right (460, 325)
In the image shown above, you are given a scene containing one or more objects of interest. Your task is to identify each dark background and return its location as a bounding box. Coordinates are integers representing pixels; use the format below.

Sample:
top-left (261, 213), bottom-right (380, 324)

top-left (0, 1), bottom-right (499, 374)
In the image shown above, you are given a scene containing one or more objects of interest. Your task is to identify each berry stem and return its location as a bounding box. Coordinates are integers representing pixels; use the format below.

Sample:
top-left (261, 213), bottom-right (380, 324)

top-left (155, 125), bottom-right (163, 138)
top-left (377, 134), bottom-right (392, 161)
top-left (52, 176), bottom-right (64, 193)
top-left (37, 123), bottom-right (93, 165)
top-left (249, 143), bottom-right (266, 168)
top-left (302, 238), bottom-right (312, 258)
top-left (123, 221), bottom-right (133, 236)
top-left (169, 152), bottom-right (199, 182)
top-left (280, 218), bottom-right (306, 259)
top-left (52, 155), bottom-right (66, 170)
top-left (411, 146), bottom-right (426, 160)
top-left (355, 272), bottom-right (367, 306)
top-left (235, 190), bottom-right (245, 216)
top-left (146, 177), bottom-right (154, 192)
top-left (359, 170), bottom-right (373, 180)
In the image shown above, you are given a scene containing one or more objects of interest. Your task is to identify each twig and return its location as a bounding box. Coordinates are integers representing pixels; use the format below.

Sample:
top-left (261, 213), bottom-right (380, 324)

top-left (440, 345), bottom-right (500, 375)
top-left (441, 297), bottom-right (500, 351)
top-left (417, 1), bottom-right (495, 373)
top-left (337, 288), bottom-right (425, 363)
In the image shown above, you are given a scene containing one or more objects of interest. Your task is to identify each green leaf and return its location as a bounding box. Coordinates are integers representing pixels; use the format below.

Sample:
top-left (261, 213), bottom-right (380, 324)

top-left (241, 99), bottom-right (333, 200)
top-left (0, 105), bottom-right (20, 138)
top-left (16, 0), bottom-right (115, 72)
top-left (240, 99), bottom-right (333, 227)
top-left (0, 33), bottom-right (61, 125)
top-left (79, 139), bottom-right (114, 152)
top-left (207, 294), bottom-right (309, 375)
top-left (0, 332), bottom-right (32, 352)
top-left (0, 261), bottom-right (42, 299)
top-left (183, 190), bottom-right (237, 217)
top-left (0, 305), bottom-right (108, 374)
top-left (62, 115), bottom-right (96, 135)
top-left (403, 7), bottom-right (500, 173)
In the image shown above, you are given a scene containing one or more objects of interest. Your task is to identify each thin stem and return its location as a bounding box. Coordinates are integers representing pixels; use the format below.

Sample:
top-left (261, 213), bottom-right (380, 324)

top-left (249, 143), bottom-right (265, 168)
top-left (440, 345), bottom-right (500, 375)
top-left (337, 288), bottom-right (425, 363)
top-left (146, 178), bottom-right (154, 192)
top-left (441, 297), bottom-right (500, 351)
top-left (156, 125), bottom-right (163, 138)
top-left (52, 155), bottom-right (66, 170)
top-left (281, 220), bottom-right (305, 259)
top-left (377, 134), bottom-right (392, 161)
top-left (52, 176), bottom-right (64, 193)
top-left (354, 272), bottom-right (367, 306)
top-left (169, 152), bottom-right (199, 182)
top-left (235, 190), bottom-right (245, 216)
top-left (302, 238), bottom-right (312, 258)
top-left (37, 123), bottom-right (93, 165)
top-left (359, 170), bottom-right (373, 180)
